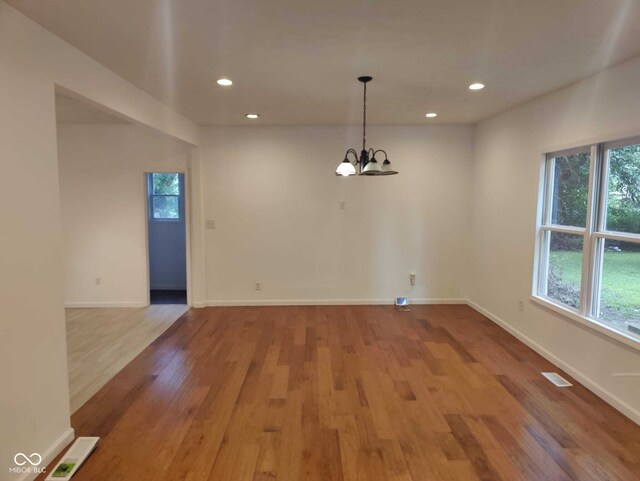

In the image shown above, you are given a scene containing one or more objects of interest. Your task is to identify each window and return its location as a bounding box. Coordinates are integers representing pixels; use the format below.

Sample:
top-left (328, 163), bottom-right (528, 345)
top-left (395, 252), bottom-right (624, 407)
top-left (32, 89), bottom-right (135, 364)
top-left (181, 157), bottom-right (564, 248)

top-left (148, 173), bottom-right (183, 220)
top-left (536, 139), bottom-right (640, 343)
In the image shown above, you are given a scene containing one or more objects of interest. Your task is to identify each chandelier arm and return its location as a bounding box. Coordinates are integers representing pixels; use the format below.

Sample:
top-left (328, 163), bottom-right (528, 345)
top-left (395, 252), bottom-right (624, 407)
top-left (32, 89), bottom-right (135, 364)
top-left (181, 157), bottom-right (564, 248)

top-left (345, 148), bottom-right (360, 164)
top-left (372, 149), bottom-right (388, 160)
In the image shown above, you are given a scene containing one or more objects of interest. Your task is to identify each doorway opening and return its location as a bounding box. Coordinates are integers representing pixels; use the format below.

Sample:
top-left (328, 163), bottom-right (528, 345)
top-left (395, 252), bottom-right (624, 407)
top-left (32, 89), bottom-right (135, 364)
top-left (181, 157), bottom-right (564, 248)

top-left (146, 172), bottom-right (187, 305)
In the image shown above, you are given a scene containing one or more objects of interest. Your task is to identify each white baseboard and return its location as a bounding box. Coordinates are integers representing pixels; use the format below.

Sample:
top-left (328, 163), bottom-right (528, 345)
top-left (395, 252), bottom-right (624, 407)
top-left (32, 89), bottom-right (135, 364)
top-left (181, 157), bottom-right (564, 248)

top-left (466, 299), bottom-right (640, 425)
top-left (200, 298), bottom-right (468, 307)
top-left (65, 301), bottom-right (147, 308)
top-left (16, 428), bottom-right (75, 481)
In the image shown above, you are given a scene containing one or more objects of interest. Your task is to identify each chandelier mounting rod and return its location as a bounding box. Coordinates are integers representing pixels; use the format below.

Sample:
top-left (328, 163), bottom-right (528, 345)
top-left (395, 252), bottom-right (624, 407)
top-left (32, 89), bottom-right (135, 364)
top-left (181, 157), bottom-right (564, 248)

top-left (359, 76), bottom-right (372, 151)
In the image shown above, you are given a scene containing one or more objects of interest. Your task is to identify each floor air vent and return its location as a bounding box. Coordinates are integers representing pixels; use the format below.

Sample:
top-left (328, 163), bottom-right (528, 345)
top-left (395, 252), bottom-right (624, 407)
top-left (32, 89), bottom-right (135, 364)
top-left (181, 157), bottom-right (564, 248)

top-left (541, 372), bottom-right (573, 387)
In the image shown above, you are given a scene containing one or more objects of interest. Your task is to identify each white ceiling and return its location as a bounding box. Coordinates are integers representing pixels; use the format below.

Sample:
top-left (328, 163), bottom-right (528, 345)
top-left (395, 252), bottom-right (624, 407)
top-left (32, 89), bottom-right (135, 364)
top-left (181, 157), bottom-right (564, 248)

top-left (9, 0), bottom-right (640, 125)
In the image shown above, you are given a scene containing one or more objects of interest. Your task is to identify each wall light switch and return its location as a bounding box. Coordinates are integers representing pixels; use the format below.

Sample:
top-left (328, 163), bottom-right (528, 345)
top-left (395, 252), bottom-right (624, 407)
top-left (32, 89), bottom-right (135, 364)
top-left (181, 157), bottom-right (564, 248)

top-left (206, 220), bottom-right (216, 229)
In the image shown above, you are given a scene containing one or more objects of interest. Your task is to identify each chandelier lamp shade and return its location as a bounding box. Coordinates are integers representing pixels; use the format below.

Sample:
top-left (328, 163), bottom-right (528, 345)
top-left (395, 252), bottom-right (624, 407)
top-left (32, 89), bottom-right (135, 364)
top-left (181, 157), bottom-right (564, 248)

top-left (335, 76), bottom-right (398, 176)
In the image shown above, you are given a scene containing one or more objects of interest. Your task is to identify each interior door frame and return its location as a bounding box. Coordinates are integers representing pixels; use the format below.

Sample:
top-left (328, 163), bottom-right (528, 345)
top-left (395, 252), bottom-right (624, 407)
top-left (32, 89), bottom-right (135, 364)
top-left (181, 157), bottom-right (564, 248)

top-left (143, 170), bottom-right (192, 307)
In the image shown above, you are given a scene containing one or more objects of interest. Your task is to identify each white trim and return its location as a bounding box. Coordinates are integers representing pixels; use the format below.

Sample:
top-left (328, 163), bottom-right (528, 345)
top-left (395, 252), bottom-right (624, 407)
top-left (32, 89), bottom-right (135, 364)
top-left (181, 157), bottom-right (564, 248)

top-left (65, 301), bottom-right (147, 308)
top-left (603, 134), bottom-right (640, 151)
top-left (534, 156), bottom-right (551, 296)
top-left (142, 173), bottom-right (151, 307)
top-left (184, 159), bottom-right (194, 308)
top-left (530, 295), bottom-right (640, 352)
top-left (541, 225), bottom-right (586, 235)
top-left (546, 145), bottom-right (591, 159)
top-left (15, 428), bottom-right (75, 481)
top-left (593, 231), bottom-right (640, 243)
top-left (531, 177), bottom-right (545, 296)
top-left (200, 298), bottom-right (468, 307)
top-left (596, 147), bottom-right (610, 232)
top-left (580, 144), bottom-right (600, 317)
top-left (466, 299), bottom-right (640, 425)
top-left (190, 147), bottom-right (207, 308)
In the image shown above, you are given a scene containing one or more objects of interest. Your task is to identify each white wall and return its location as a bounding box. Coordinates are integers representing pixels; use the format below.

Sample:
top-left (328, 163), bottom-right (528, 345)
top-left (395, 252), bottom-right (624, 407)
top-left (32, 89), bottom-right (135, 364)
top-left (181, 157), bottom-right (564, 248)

top-left (57, 124), bottom-right (190, 307)
top-left (470, 55), bottom-right (640, 423)
top-left (200, 125), bottom-right (473, 304)
top-left (0, 2), bottom-right (198, 479)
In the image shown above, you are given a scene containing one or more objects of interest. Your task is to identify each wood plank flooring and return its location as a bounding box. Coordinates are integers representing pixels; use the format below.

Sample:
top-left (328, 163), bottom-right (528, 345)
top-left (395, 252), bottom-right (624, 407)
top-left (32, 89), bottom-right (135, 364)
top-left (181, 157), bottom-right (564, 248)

top-left (66, 305), bottom-right (187, 412)
top-left (43, 305), bottom-right (640, 481)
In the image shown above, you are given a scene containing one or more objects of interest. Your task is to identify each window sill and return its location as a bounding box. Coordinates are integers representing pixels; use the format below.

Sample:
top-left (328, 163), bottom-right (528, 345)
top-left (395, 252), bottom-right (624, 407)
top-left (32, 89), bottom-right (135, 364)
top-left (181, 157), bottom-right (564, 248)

top-left (530, 295), bottom-right (640, 352)
top-left (149, 218), bottom-right (184, 223)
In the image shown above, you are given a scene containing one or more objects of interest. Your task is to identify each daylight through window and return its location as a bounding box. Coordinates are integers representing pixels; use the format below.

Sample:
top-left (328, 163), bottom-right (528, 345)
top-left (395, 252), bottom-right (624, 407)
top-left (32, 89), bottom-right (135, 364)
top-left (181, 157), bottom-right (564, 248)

top-left (536, 139), bottom-right (640, 343)
top-left (148, 173), bottom-right (182, 220)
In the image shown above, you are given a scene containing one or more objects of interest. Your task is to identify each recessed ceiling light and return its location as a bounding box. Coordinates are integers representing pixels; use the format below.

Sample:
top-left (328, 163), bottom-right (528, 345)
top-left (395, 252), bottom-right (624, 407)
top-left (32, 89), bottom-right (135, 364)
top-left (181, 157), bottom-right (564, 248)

top-left (425, 112), bottom-right (437, 118)
top-left (216, 78), bottom-right (233, 86)
top-left (469, 82), bottom-right (485, 90)
top-left (245, 113), bottom-right (260, 119)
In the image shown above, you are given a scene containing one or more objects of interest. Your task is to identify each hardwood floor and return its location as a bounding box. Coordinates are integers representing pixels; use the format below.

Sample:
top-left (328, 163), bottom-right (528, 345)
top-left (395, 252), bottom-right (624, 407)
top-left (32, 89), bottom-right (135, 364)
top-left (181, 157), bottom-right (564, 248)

top-left (66, 305), bottom-right (188, 412)
top-left (45, 305), bottom-right (640, 481)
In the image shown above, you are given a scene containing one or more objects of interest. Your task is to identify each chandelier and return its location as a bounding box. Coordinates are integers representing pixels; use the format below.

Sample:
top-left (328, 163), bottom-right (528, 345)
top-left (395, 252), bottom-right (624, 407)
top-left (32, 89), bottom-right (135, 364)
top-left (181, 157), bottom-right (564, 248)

top-left (335, 76), bottom-right (398, 176)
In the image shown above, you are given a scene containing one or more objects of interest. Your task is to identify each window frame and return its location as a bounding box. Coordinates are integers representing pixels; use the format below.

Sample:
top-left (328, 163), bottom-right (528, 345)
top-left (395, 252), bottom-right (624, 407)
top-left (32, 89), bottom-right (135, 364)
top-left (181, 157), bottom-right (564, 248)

top-left (533, 137), bottom-right (640, 348)
top-left (147, 172), bottom-right (184, 222)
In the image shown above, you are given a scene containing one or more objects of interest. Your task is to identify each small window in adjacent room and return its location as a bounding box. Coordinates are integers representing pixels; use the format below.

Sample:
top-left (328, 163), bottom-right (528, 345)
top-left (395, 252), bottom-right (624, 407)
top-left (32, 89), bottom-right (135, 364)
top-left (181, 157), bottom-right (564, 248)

top-left (148, 173), bottom-right (182, 220)
top-left (535, 140), bottom-right (640, 344)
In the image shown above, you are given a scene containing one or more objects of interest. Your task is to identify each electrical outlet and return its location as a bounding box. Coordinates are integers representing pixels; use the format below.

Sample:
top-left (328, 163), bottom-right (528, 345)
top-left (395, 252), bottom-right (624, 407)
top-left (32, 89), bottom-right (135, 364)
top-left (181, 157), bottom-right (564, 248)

top-left (255, 281), bottom-right (261, 291)
top-left (518, 300), bottom-right (524, 311)
top-left (409, 273), bottom-right (416, 286)
top-left (95, 277), bottom-right (101, 286)
top-left (206, 219), bottom-right (216, 229)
